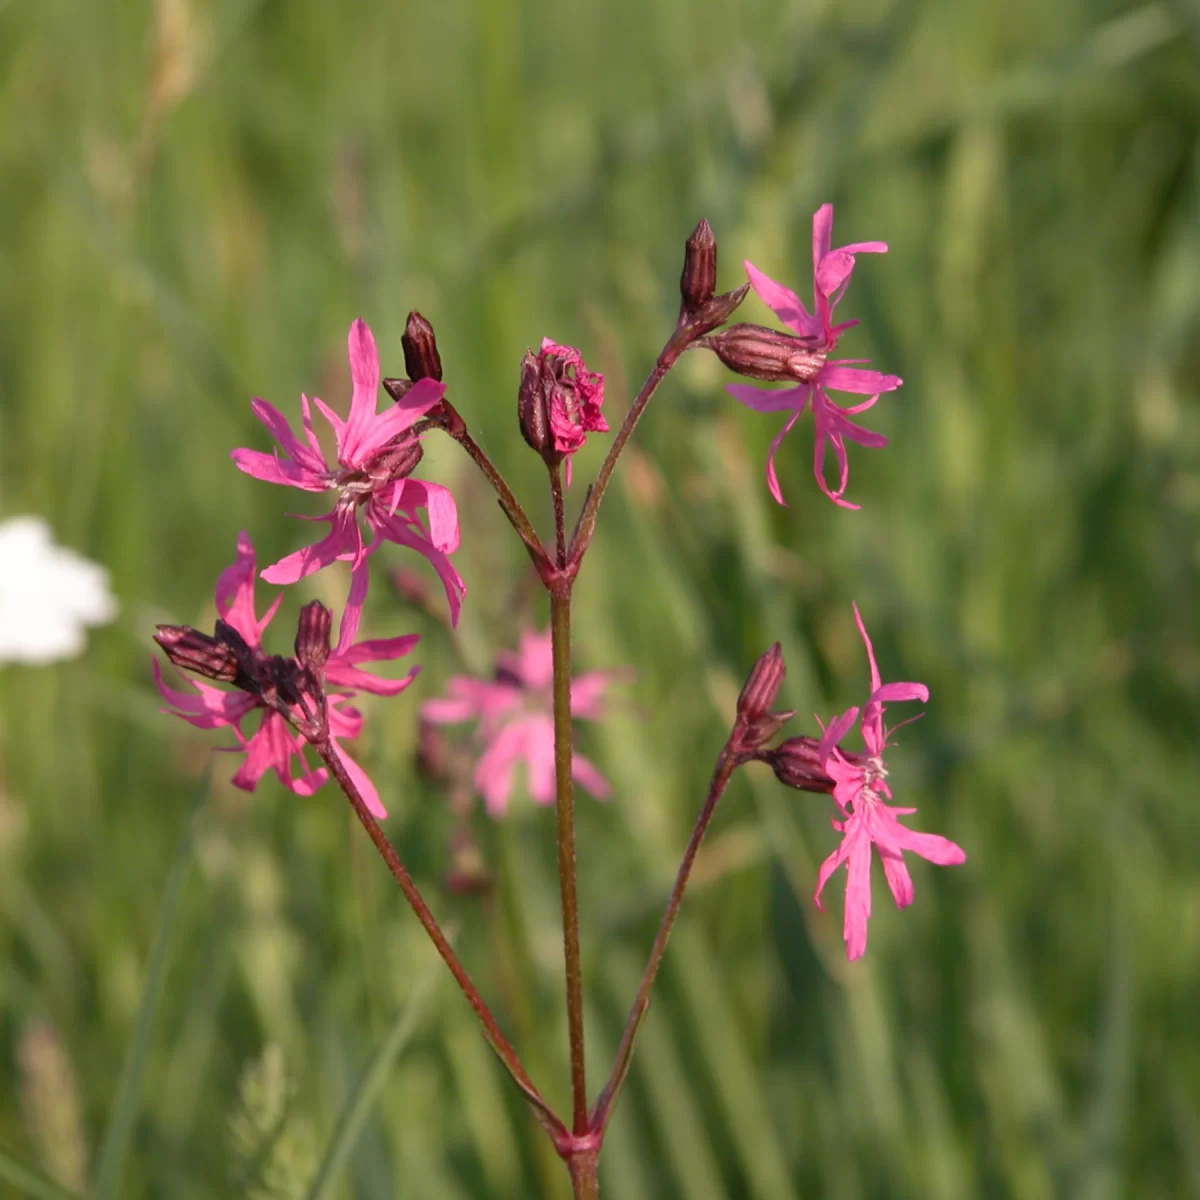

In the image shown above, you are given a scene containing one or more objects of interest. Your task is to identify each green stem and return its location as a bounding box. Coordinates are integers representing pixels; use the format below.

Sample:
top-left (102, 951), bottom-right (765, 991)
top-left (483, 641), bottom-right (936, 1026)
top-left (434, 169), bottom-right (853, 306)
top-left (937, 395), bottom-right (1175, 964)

top-left (549, 586), bottom-right (588, 1134)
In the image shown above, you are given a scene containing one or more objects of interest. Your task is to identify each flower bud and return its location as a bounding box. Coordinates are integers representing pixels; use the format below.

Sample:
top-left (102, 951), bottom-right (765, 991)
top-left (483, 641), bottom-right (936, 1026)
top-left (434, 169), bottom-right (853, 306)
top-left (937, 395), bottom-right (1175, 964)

top-left (731, 643), bottom-right (795, 751)
top-left (381, 377), bottom-right (414, 404)
top-left (767, 737), bottom-right (835, 794)
top-left (402, 311), bottom-right (443, 382)
top-left (518, 340), bottom-right (607, 470)
top-left (517, 349), bottom-right (551, 457)
top-left (294, 601), bottom-right (332, 671)
top-left (154, 624), bottom-right (241, 682)
top-left (680, 219), bottom-right (717, 317)
top-left (704, 323), bottom-right (827, 383)
top-left (361, 434), bottom-right (423, 486)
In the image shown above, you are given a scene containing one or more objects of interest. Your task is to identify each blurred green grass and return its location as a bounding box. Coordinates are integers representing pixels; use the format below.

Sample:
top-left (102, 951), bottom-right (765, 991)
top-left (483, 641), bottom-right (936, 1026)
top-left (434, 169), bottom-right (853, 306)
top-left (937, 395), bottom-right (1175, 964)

top-left (1, 0), bottom-right (1198, 1195)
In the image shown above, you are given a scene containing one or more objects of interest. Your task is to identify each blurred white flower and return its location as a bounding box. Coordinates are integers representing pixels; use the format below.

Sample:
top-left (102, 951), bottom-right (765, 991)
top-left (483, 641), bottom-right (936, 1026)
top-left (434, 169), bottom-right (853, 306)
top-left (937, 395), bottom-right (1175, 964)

top-left (0, 516), bottom-right (118, 664)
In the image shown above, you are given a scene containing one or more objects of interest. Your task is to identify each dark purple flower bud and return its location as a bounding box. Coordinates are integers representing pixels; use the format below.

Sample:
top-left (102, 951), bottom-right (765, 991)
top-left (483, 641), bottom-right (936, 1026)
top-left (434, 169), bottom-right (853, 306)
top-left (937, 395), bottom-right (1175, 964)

top-left (767, 736), bottom-right (836, 794)
top-left (381, 376), bottom-right (415, 404)
top-left (153, 625), bottom-right (241, 683)
top-left (360, 434), bottom-right (424, 486)
top-left (517, 349), bottom-right (551, 458)
top-left (680, 219), bottom-right (718, 316)
top-left (731, 643), bottom-right (795, 752)
top-left (704, 323), bottom-right (827, 383)
top-left (294, 601), bottom-right (332, 671)
top-left (402, 311), bottom-right (443, 382)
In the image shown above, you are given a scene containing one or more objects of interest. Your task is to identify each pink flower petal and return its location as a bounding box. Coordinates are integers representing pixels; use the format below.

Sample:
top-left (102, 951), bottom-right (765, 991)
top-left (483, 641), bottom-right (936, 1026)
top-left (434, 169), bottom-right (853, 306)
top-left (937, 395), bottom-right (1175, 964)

top-left (572, 752), bottom-right (610, 800)
top-left (726, 382), bottom-right (809, 414)
top-left (340, 318), bottom-right (382, 465)
top-left (764, 406), bottom-right (805, 506)
top-left (744, 261), bottom-right (819, 338)
top-left (820, 365), bottom-right (902, 396)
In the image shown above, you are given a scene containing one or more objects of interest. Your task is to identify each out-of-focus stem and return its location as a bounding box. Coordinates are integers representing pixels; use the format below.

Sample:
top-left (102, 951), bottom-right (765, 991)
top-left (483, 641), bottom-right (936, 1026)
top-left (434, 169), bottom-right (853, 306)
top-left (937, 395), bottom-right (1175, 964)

top-left (590, 745), bottom-right (743, 1134)
top-left (549, 586), bottom-right (588, 1134)
top-left (312, 736), bottom-right (567, 1144)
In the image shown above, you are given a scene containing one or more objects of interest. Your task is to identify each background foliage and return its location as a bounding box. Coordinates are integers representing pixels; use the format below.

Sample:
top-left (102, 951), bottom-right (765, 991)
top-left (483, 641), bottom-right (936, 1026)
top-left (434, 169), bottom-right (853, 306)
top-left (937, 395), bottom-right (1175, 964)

top-left (1, 0), bottom-right (1198, 1196)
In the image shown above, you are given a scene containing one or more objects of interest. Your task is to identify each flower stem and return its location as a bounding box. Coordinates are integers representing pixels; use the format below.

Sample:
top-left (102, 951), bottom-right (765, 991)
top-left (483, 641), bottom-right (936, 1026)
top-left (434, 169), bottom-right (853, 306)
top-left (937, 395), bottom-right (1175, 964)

top-left (549, 585), bottom-right (588, 1134)
top-left (550, 463), bottom-right (567, 566)
top-left (568, 325), bottom-right (696, 567)
top-left (312, 735), bottom-right (568, 1145)
top-left (433, 407), bottom-right (550, 567)
top-left (567, 1147), bottom-right (600, 1199)
top-left (590, 744), bottom-right (743, 1134)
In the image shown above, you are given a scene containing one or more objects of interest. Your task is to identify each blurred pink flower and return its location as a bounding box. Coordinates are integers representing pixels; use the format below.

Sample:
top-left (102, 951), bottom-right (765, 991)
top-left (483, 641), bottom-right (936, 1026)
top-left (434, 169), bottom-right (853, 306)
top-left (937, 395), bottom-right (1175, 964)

top-left (154, 532), bottom-right (419, 818)
top-left (727, 204), bottom-right (902, 508)
top-left (231, 318), bottom-right (466, 624)
top-left (421, 628), bottom-right (619, 816)
top-left (814, 604), bottom-right (965, 960)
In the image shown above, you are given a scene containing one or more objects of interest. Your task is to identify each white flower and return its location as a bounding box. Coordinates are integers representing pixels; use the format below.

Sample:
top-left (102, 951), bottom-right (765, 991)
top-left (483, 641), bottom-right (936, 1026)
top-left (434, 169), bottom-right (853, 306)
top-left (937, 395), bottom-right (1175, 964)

top-left (0, 516), bottom-right (118, 665)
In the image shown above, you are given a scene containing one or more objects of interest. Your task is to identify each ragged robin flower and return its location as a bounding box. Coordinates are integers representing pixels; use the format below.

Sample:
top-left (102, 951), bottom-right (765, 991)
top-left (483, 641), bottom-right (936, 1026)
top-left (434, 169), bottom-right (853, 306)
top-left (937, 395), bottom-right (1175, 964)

top-left (231, 318), bottom-right (465, 624)
top-left (153, 532), bottom-right (419, 817)
top-left (814, 604), bottom-right (965, 960)
top-left (724, 204), bottom-right (902, 509)
top-left (421, 627), bottom-right (622, 817)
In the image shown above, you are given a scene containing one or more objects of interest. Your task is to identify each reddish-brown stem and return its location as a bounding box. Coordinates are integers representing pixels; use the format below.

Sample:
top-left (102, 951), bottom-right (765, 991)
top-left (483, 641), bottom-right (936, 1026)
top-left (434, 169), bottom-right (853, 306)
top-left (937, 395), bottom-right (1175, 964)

top-left (311, 735), bottom-right (568, 1144)
top-left (567, 1147), bottom-right (601, 1199)
top-left (432, 407), bottom-right (550, 567)
top-left (590, 744), bottom-right (744, 1134)
top-left (568, 324), bottom-right (697, 567)
top-left (549, 585), bottom-right (589, 1134)
top-left (550, 462), bottom-right (567, 566)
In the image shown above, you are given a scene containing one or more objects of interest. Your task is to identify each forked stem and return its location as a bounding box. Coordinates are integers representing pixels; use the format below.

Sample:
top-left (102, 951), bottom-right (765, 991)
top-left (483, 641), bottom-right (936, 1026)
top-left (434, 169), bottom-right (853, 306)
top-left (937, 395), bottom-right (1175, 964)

top-left (312, 735), bottom-right (568, 1145)
top-left (548, 585), bottom-right (589, 1134)
top-left (591, 744), bottom-right (744, 1133)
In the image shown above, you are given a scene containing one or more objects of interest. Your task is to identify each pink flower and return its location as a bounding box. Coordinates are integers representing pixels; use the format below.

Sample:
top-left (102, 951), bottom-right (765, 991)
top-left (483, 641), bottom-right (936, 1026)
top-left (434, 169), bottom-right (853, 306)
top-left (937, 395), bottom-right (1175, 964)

top-left (814, 605), bottom-right (965, 960)
top-left (517, 340), bottom-right (607, 485)
top-left (421, 628), bottom-right (618, 816)
top-left (154, 532), bottom-right (420, 818)
top-left (727, 204), bottom-right (902, 508)
top-left (231, 319), bottom-right (466, 624)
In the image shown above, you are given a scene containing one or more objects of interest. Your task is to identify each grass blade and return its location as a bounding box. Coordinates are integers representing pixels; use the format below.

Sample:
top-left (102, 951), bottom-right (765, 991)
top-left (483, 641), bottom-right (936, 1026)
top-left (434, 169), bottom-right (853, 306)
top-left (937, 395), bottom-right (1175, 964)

top-left (305, 958), bottom-right (441, 1200)
top-left (91, 773), bottom-right (207, 1200)
top-left (0, 1147), bottom-right (87, 1200)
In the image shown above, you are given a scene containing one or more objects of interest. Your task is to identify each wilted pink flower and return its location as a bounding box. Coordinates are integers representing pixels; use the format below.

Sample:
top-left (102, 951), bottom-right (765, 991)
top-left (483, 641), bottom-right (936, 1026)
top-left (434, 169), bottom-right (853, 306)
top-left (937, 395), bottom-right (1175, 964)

top-left (421, 628), bottom-right (618, 816)
top-left (154, 532), bottom-right (419, 818)
top-left (517, 340), bottom-right (607, 485)
top-left (814, 605), bottom-right (965, 960)
top-left (727, 204), bottom-right (902, 508)
top-left (231, 319), bottom-right (466, 624)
